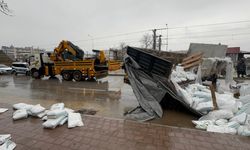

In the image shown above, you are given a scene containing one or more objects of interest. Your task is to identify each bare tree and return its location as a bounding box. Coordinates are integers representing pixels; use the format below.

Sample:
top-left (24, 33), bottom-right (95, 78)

top-left (0, 0), bottom-right (13, 16)
top-left (119, 42), bottom-right (127, 50)
top-left (140, 33), bottom-right (153, 49)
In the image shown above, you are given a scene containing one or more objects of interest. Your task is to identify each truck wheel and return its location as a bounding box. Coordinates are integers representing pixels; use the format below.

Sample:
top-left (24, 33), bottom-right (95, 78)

top-left (73, 71), bottom-right (82, 81)
top-left (62, 71), bottom-right (72, 81)
top-left (31, 70), bottom-right (40, 79)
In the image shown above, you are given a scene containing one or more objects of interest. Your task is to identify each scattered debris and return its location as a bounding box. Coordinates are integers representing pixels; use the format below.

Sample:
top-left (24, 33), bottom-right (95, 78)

top-left (12, 102), bottom-right (83, 129)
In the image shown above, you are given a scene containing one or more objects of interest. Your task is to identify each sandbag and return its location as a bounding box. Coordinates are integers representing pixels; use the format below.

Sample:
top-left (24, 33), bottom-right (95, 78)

top-left (199, 110), bottom-right (234, 121)
top-left (42, 115), bottom-right (66, 128)
top-left (13, 103), bottom-right (33, 110)
top-left (179, 88), bottom-right (193, 106)
top-left (195, 101), bottom-right (213, 112)
top-left (239, 95), bottom-right (250, 105)
top-left (50, 103), bottom-right (64, 110)
top-left (207, 125), bottom-right (237, 135)
top-left (0, 134), bottom-right (11, 145)
top-left (59, 117), bottom-right (68, 126)
top-left (225, 121), bottom-right (240, 129)
top-left (29, 104), bottom-right (45, 115)
top-left (236, 103), bottom-right (250, 115)
top-left (237, 126), bottom-right (250, 136)
top-left (68, 113), bottom-right (83, 128)
top-left (13, 109), bottom-right (28, 120)
top-left (215, 119), bottom-right (228, 126)
top-left (0, 139), bottom-right (16, 150)
top-left (192, 120), bottom-right (214, 130)
top-left (229, 113), bottom-right (247, 125)
top-left (0, 108), bottom-right (8, 113)
top-left (37, 110), bottom-right (49, 118)
top-left (47, 109), bottom-right (67, 119)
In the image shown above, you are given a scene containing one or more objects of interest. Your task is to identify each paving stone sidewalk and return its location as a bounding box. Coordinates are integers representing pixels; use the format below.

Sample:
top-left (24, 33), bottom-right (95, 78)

top-left (0, 103), bottom-right (249, 150)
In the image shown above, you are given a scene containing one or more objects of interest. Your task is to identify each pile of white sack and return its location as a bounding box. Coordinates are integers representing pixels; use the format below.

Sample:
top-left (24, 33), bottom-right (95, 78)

top-left (171, 66), bottom-right (196, 83)
top-left (12, 103), bottom-right (83, 129)
top-left (0, 134), bottom-right (16, 150)
top-left (175, 82), bottom-right (250, 136)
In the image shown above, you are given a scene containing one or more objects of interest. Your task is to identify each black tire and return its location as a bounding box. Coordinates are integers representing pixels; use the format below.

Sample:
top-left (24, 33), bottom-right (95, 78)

top-left (73, 71), bottom-right (82, 81)
top-left (31, 70), bottom-right (40, 79)
top-left (62, 71), bottom-right (72, 81)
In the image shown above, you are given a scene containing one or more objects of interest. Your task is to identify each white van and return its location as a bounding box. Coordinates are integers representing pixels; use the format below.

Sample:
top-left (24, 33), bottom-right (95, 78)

top-left (12, 62), bottom-right (30, 75)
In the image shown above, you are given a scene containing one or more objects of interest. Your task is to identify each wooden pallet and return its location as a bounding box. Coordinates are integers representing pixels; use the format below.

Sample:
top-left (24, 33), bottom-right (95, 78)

top-left (181, 52), bottom-right (203, 70)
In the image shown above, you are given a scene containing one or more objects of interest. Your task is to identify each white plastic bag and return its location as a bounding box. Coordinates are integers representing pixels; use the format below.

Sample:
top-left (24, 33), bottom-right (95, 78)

top-left (225, 121), bottom-right (240, 129)
top-left (37, 110), bottom-right (49, 118)
top-left (42, 115), bottom-right (66, 128)
top-left (13, 109), bottom-right (28, 120)
top-left (236, 103), bottom-right (250, 115)
top-left (13, 103), bottom-right (33, 110)
top-left (68, 113), bottom-right (84, 128)
top-left (29, 104), bottom-right (45, 115)
top-left (207, 125), bottom-right (237, 135)
top-left (50, 103), bottom-right (65, 110)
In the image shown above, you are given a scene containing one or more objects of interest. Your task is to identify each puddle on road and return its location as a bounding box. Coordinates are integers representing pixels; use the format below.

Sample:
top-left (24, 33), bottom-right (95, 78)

top-left (0, 74), bottom-right (197, 128)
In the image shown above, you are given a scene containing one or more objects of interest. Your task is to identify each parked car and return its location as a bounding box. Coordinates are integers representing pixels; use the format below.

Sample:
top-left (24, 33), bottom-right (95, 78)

top-left (0, 64), bottom-right (13, 74)
top-left (11, 62), bottom-right (30, 75)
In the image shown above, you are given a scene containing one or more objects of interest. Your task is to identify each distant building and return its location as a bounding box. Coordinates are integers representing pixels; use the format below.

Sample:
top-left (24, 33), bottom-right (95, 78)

top-left (1, 45), bottom-right (45, 62)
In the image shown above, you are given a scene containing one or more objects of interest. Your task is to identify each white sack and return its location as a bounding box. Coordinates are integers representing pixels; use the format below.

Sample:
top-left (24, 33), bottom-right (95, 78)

top-left (192, 120), bottom-right (214, 130)
top-left (0, 140), bottom-right (16, 150)
top-left (68, 113), bottom-right (83, 128)
top-left (179, 88), bottom-right (193, 106)
top-left (13, 109), bottom-right (28, 120)
top-left (237, 126), bottom-right (250, 136)
top-left (59, 117), bottom-right (68, 126)
top-left (207, 125), bottom-right (237, 135)
top-left (42, 116), bottom-right (48, 121)
top-left (229, 113), bottom-right (247, 125)
top-left (64, 108), bottom-right (74, 114)
top-left (47, 109), bottom-right (67, 119)
top-left (29, 104), bottom-right (45, 115)
top-left (37, 110), bottom-right (49, 118)
top-left (225, 121), bottom-right (240, 129)
top-left (42, 115), bottom-right (66, 128)
top-left (199, 110), bottom-right (234, 121)
top-left (236, 103), bottom-right (250, 115)
top-left (50, 103), bottom-right (64, 110)
top-left (239, 95), bottom-right (250, 105)
top-left (0, 134), bottom-right (11, 145)
top-left (13, 103), bottom-right (33, 110)
top-left (0, 108), bottom-right (8, 113)
top-left (195, 101), bottom-right (213, 112)
top-left (215, 119), bottom-right (228, 126)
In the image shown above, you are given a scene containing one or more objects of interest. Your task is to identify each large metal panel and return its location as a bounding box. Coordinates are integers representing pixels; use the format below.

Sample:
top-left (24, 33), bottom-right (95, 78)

top-left (126, 46), bottom-right (173, 78)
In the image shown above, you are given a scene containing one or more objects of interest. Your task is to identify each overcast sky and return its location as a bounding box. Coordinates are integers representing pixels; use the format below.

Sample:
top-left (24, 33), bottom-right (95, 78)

top-left (1, 0), bottom-right (250, 52)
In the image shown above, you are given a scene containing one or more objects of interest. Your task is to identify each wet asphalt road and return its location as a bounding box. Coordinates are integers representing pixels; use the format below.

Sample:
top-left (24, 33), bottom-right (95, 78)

top-left (0, 73), bottom-right (197, 128)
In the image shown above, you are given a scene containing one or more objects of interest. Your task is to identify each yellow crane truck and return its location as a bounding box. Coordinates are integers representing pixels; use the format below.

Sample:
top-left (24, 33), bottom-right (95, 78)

top-left (29, 40), bottom-right (108, 81)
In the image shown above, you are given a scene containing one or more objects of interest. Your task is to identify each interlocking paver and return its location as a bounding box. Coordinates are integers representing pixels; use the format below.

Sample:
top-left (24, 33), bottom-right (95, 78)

top-left (0, 103), bottom-right (250, 150)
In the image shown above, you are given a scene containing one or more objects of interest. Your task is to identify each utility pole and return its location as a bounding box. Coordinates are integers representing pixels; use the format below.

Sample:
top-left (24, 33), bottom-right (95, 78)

top-left (152, 29), bottom-right (157, 50)
top-left (158, 35), bottom-right (162, 51)
top-left (166, 24), bottom-right (168, 51)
